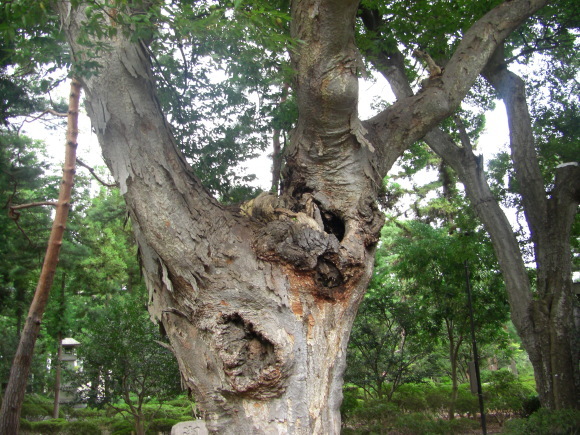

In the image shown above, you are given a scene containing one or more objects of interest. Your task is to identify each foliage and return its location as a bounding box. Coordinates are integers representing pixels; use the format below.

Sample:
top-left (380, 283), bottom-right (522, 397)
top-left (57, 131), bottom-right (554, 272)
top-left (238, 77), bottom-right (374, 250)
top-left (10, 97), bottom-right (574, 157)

top-left (19, 394), bottom-right (57, 420)
top-left (0, 134), bottom-right (58, 393)
top-left (346, 209), bottom-right (512, 417)
top-left (483, 369), bottom-right (536, 417)
top-left (74, 292), bottom-right (181, 433)
top-left (18, 393), bottom-right (195, 434)
top-left (342, 375), bottom-right (543, 433)
top-left (75, 295), bottom-right (181, 405)
top-left (503, 408), bottom-right (580, 435)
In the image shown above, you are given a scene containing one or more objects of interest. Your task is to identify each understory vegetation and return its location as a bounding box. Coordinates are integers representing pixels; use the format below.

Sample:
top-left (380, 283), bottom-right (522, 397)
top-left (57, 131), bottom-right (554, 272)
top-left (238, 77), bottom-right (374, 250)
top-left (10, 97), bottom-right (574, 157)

top-left (18, 394), bottom-right (197, 434)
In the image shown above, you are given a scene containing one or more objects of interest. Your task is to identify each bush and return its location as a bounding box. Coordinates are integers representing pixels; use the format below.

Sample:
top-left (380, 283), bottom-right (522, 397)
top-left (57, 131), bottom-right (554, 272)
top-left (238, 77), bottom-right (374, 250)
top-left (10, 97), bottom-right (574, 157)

top-left (521, 395), bottom-right (541, 417)
top-left (423, 383), bottom-right (452, 415)
top-left (111, 418), bottom-right (135, 435)
top-left (454, 386), bottom-right (478, 416)
top-left (394, 413), bottom-right (436, 434)
top-left (484, 370), bottom-right (535, 413)
top-left (21, 394), bottom-right (56, 419)
top-left (392, 384), bottom-right (428, 413)
top-left (19, 418), bottom-right (33, 431)
top-left (503, 408), bottom-right (580, 435)
top-left (394, 414), bottom-right (480, 435)
top-left (30, 418), bottom-right (67, 434)
top-left (65, 406), bottom-right (104, 419)
top-left (62, 420), bottom-right (101, 435)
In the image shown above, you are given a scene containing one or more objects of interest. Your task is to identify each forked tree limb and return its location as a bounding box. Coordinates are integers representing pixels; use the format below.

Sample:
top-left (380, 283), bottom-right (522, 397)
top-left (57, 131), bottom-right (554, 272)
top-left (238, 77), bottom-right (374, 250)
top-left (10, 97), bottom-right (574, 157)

top-left (0, 78), bottom-right (82, 435)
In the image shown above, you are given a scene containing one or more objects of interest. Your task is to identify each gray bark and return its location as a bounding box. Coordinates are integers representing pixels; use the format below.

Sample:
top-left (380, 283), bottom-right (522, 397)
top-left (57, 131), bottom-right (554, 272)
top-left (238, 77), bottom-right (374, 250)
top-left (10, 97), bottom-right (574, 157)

top-left (55, 0), bottom-right (553, 432)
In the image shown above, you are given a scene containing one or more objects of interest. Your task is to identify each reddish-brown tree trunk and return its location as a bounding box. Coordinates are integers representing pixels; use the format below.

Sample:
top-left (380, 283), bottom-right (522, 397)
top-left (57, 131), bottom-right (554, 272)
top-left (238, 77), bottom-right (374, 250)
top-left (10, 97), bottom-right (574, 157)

top-left (0, 79), bottom-right (82, 434)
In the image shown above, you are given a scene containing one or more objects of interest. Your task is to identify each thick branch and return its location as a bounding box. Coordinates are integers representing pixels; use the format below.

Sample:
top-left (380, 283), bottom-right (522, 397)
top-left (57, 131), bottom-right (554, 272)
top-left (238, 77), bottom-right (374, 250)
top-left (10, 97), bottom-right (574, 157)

top-left (56, 2), bottom-right (238, 278)
top-left (482, 45), bottom-right (548, 249)
top-left (367, 0), bottom-right (548, 159)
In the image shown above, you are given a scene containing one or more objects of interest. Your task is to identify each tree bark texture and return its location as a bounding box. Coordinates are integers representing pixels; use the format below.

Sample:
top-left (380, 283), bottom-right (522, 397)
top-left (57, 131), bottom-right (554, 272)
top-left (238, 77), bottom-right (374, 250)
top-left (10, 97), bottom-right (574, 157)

top-left (0, 79), bottom-right (81, 434)
top-left (56, 0), bottom-right (552, 432)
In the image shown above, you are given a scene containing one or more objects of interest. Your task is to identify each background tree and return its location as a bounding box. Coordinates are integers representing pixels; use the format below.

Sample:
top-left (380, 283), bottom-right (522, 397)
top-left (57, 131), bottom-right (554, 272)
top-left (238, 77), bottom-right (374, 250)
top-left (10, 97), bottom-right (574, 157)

top-left (387, 218), bottom-right (510, 419)
top-left (345, 229), bottom-right (437, 402)
top-left (75, 292), bottom-right (182, 435)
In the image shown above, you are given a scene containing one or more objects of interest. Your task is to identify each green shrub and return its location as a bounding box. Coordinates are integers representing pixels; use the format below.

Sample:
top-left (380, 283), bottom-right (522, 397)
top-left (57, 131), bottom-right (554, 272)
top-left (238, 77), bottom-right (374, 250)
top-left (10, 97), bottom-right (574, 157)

top-left (30, 418), bottom-right (67, 434)
top-left (394, 412), bottom-right (436, 434)
top-left (443, 418), bottom-right (481, 434)
top-left (521, 395), bottom-right (541, 417)
top-left (454, 387), bottom-right (478, 416)
top-left (111, 418), bottom-right (135, 435)
top-left (394, 414), bottom-right (481, 435)
top-left (483, 369), bottom-right (535, 415)
top-left (424, 383), bottom-right (451, 414)
top-left (148, 417), bottom-right (180, 432)
top-left (393, 384), bottom-right (428, 413)
top-left (19, 418), bottom-right (33, 431)
top-left (340, 387), bottom-right (362, 422)
top-left (21, 394), bottom-right (56, 419)
top-left (66, 406), bottom-right (104, 419)
top-left (63, 420), bottom-right (101, 435)
top-left (503, 408), bottom-right (580, 435)
top-left (165, 396), bottom-right (194, 408)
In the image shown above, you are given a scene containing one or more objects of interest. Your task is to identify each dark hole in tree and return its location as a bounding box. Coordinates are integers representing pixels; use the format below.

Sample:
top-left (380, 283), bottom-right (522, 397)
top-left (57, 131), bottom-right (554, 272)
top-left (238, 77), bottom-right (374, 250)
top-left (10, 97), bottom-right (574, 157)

top-left (315, 257), bottom-right (344, 289)
top-left (321, 211), bottom-right (345, 241)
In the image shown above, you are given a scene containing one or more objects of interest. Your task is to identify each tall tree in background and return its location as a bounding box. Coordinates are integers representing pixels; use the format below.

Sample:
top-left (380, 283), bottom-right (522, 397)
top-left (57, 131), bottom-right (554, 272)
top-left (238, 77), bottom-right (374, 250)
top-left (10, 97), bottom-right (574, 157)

top-left (76, 292), bottom-right (181, 435)
top-left (357, 0), bottom-right (579, 410)
top-left (2, 0), bottom-right (577, 432)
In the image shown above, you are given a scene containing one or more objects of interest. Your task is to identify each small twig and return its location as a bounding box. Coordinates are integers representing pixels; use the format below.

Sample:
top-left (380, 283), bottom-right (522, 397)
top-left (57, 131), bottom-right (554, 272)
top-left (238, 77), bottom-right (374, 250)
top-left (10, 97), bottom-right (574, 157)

top-left (77, 158), bottom-right (118, 188)
top-left (10, 201), bottom-right (58, 211)
top-left (24, 109), bottom-right (68, 122)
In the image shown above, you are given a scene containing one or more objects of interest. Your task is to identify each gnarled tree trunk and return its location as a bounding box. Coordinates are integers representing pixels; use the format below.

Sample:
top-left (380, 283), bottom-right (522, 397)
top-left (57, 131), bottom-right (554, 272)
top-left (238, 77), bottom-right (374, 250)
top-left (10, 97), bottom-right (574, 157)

top-left (56, 0), bottom-right (550, 432)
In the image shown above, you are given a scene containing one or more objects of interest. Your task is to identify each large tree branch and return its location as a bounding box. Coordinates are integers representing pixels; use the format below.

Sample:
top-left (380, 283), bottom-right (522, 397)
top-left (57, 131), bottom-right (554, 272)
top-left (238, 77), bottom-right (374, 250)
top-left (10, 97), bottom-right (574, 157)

top-left (482, 45), bottom-right (548, 248)
top-left (366, 0), bottom-right (548, 162)
top-left (357, 11), bottom-right (537, 342)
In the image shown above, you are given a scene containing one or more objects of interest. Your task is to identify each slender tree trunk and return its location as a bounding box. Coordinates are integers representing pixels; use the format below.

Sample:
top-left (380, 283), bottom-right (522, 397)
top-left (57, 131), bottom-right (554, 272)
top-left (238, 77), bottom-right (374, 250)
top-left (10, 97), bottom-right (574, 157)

top-left (0, 79), bottom-right (81, 434)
